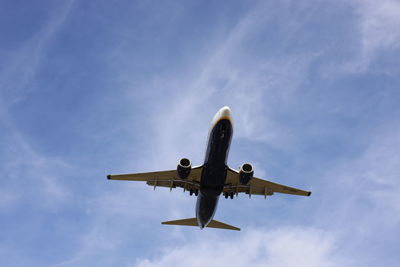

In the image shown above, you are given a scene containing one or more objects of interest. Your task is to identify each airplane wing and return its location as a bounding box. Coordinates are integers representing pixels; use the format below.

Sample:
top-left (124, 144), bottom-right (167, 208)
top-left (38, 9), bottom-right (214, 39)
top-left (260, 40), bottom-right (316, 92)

top-left (224, 167), bottom-right (311, 198)
top-left (107, 165), bottom-right (203, 192)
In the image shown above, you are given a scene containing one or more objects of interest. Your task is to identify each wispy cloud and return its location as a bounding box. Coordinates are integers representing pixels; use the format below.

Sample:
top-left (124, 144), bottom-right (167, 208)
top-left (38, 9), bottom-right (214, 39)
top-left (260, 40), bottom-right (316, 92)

top-left (135, 227), bottom-right (344, 267)
top-left (341, 0), bottom-right (400, 73)
top-left (0, 0), bottom-right (75, 107)
top-left (142, 2), bottom-right (318, 162)
top-left (307, 122), bottom-right (400, 265)
top-left (331, 125), bottom-right (400, 225)
top-left (2, 1), bottom-right (399, 266)
top-left (0, 1), bottom-right (75, 207)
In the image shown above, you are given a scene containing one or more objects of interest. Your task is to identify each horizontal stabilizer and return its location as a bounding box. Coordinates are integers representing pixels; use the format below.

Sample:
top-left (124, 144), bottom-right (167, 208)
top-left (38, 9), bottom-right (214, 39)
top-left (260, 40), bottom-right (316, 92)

top-left (161, 218), bottom-right (240, 231)
top-left (208, 219), bottom-right (240, 231)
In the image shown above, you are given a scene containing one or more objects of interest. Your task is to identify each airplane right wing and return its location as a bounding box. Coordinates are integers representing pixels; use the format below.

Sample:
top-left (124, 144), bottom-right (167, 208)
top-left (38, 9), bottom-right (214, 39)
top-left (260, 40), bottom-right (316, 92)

top-left (224, 168), bottom-right (311, 198)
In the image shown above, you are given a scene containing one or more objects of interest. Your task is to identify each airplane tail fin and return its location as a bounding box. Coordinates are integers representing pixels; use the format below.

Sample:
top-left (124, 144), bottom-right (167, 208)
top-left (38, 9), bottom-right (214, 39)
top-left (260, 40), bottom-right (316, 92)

top-left (161, 218), bottom-right (240, 231)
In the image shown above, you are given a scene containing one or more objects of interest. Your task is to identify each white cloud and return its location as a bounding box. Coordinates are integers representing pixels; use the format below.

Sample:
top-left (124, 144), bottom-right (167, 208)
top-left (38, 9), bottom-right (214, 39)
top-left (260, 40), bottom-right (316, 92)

top-left (343, 0), bottom-right (400, 72)
top-left (0, 0), bottom-right (74, 107)
top-left (335, 125), bottom-right (400, 226)
top-left (307, 123), bottom-right (400, 266)
top-left (1, 1), bottom-right (398, 266)
top-left (359, 0), bottom-right (400, 54)
top-left (0, 1), bottom-right (75, 209)
top-left (135, 227), bottom-right (344, 267)
top-left (0, 189), bottom-right (21, 209)
top-left (1, 133), bottom-right (72, 209)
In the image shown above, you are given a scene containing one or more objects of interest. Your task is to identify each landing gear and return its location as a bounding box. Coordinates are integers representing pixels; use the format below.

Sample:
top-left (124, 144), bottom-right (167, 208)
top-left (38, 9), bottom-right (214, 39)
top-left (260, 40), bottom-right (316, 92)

top-left (190, 189), bottom-right (199, 196)
top-left (224, 192), bottom-right (235, 199)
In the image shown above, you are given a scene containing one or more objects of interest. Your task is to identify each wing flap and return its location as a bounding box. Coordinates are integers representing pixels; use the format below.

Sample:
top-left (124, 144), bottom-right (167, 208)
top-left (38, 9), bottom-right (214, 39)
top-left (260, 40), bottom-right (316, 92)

top-left (146, 179), bottom-right (200, 190)
top-left (251, 177), bottom-right (311, 196)
top-left (225, 168), bottom-right (311, 197)
top-left (107, 166), bottom-right (203, 192)
top-left (107, 165), bottom-right (203, 181)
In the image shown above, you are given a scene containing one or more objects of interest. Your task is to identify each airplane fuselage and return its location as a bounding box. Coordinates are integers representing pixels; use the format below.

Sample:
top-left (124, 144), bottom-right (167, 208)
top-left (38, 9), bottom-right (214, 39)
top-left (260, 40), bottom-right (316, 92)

top-left (196, 109), bottom-right (233, 228)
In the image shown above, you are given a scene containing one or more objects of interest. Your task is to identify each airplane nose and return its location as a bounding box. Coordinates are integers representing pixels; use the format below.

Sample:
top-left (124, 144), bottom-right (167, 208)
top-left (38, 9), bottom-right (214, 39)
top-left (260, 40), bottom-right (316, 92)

top-left (219, 106), bottom-right (231, 118)
top-left (211, 106), bottom-right (233, 128)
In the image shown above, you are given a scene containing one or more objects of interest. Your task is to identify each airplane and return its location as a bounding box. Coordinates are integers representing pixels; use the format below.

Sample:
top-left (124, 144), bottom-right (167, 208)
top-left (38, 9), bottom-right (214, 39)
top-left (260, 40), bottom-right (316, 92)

top-left (107, 106), bottom-right (311, 231)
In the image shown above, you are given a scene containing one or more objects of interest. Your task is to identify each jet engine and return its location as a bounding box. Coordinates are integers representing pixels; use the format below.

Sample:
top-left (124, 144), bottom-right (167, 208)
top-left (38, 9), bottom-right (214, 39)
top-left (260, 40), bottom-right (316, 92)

top-left (239, 163), bottom-right (254, 185)
top-left (177, 158), bottom-right (191, 179)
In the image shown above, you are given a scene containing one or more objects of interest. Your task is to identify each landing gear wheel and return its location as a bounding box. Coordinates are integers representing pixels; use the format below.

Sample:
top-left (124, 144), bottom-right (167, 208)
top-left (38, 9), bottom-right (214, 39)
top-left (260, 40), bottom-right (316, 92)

top-left (224, 192), bottom-right (229, 199)
top-left (230, 192), bottom-right (234, 199)
top-left (189, 189), bottom-right (193, 196)
top-left (195, 189), bottom-right (199, 196)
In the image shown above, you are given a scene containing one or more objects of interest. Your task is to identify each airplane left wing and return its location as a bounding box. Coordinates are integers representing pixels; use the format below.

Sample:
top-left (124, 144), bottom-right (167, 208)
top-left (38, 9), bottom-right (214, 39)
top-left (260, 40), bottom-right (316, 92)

top-left (224, 167), bottom-right (311, 198)
top-left (107, 165), bottom-right (203, 192)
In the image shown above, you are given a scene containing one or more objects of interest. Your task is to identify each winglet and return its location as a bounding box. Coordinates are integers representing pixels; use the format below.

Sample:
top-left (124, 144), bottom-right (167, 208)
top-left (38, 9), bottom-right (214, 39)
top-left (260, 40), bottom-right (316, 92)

top-left (162, 218), bottom-right (240, 231)
top-left (107, 175), bottom-right (111, 180)
top-left (307, 191), bottom-right (312, 196)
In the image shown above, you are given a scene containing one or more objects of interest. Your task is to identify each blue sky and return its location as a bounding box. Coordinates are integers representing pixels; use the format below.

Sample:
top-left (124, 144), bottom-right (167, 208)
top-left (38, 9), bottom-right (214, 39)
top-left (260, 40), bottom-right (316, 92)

top-left (1, 0), bottom-right (400, 266)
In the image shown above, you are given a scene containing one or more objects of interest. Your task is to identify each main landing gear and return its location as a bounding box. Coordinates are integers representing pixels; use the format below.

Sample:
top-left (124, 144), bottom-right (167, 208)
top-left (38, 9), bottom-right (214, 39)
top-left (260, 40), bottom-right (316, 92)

top-left (189, 189), bottom-right (199, 196)
top-left (224, 192), bottom-right (234, 199)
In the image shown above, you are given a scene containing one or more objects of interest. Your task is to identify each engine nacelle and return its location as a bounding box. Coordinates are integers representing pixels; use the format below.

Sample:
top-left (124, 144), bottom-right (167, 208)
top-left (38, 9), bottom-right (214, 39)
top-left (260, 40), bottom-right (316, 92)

top-left (239, 163), bottom-right (254, 185)
top-left (177, 158), bottom-right (192, 179)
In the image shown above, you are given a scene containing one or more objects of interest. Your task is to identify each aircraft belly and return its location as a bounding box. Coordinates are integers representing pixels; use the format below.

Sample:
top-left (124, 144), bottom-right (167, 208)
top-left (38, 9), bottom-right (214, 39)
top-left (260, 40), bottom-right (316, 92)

top-left (196, 118), bottom-right (233, 227)
top-left (201, 119), bottom-right (232, 193)
top-left (196, 192), bottom-right (219, 228)
top-left (201, 167), bottom-right (226, 188)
